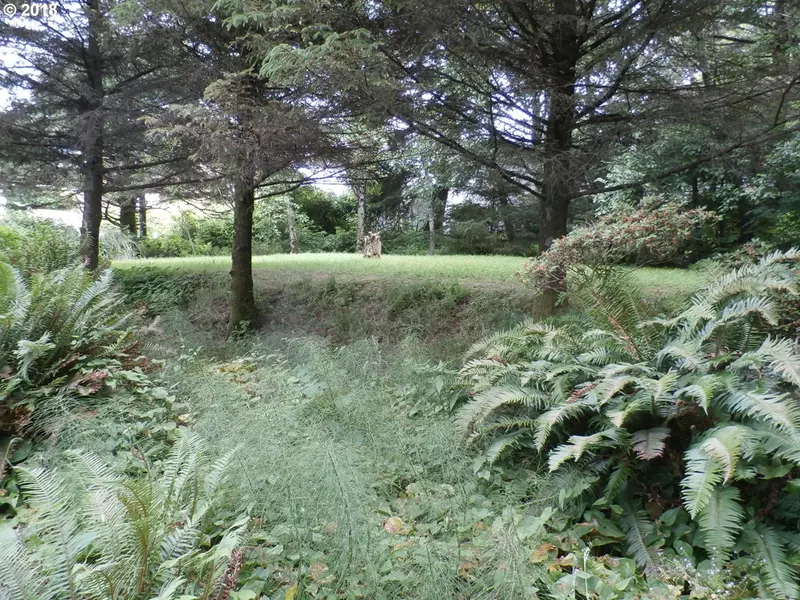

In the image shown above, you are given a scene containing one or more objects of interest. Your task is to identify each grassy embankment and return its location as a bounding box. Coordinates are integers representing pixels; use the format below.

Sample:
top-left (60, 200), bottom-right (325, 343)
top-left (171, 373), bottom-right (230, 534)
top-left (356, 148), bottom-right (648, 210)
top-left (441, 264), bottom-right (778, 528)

top-left (115, 253), bottom-right (707, 354)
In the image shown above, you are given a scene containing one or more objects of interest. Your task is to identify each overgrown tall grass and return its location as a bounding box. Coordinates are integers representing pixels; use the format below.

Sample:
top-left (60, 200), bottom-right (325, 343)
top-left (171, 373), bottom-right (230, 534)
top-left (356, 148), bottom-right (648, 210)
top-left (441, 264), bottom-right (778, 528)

top-left (114, 312), bottom-right (548, 599)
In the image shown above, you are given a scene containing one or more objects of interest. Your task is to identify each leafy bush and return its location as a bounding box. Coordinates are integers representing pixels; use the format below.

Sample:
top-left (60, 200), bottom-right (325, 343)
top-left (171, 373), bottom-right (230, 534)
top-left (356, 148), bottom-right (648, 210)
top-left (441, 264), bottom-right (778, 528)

top-left (0, 263), bottom-right (132, 437)
top-left (524, 203), bottom-right (717, 292)
top-left (380, 230), bottom-right (430, 255)
top-left (0, 218), bottom-right (80, 276)
top-left (0, 431), bottom-right (247, 600)
top-left (190, 213), bottom-right (235, 249)
top-left (139, 233), bottom-right (214, 258)
top-left (446, 220), bottom-right (526, 256)
top-left (459, 250), bottom-right (800, 598)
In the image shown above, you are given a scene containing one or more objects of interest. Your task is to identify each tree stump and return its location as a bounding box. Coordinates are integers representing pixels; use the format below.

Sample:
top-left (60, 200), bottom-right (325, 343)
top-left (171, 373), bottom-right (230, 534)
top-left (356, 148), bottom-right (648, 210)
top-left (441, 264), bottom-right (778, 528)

top-left (362, 231), bottom-right (382, 258)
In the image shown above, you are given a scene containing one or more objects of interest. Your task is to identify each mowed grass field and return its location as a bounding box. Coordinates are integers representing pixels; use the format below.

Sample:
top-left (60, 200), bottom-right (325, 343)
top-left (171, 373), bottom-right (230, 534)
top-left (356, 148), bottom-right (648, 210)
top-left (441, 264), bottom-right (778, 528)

top-left (114, 252), bottom-right (709, 297)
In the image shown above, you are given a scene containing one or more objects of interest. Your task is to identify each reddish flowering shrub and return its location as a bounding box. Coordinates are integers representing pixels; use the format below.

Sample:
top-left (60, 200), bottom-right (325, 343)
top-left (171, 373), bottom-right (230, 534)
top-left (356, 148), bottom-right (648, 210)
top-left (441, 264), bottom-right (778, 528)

top-left (524, 203), bottom-right (718, 290)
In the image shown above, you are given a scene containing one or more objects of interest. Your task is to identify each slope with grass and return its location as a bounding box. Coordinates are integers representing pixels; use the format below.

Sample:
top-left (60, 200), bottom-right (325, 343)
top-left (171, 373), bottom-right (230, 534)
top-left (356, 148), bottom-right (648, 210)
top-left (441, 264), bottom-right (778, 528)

top-left (115, 253), bottom-right (708, 356)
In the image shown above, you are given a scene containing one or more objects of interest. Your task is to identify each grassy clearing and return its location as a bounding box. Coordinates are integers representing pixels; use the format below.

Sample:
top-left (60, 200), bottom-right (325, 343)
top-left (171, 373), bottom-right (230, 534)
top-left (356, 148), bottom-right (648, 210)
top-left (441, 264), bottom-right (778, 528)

top-left (632, 266), bottom-right (709, 300)
top-left (114, 253), bottom-right (528, 281)
top-left (114, 253), bottom-right (708, 295)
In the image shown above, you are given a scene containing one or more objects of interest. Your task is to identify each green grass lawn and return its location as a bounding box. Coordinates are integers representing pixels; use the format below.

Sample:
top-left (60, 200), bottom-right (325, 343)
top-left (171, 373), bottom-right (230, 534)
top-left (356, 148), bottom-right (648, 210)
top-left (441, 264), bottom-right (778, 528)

top-left (114, 252), bottom-right (709, 295)
top-left (114, 252), bottom-right (527, 281)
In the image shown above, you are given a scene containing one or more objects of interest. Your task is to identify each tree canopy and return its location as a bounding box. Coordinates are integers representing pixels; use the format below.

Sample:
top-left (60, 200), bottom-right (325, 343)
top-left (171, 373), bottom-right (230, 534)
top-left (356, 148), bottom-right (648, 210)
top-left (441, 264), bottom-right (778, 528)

top-left (1, 0), bottom-right (799, 323)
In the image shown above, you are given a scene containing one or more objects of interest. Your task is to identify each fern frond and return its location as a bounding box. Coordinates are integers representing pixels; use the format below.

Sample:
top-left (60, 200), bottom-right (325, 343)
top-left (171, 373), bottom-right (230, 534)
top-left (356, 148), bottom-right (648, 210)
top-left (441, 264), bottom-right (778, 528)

top-left (620, 508), bottom-right (657, 569)
top-left (681, 446), bottom-right (724, 518)
top-left (756, 424), bottom-right (800, 464)
top-left (463, 327), bottom-right (522, 359)
top-left (534, 400), bottom-right (596, 451)
top-left (657, 340), bottom-right (704, 372)
top-left (676, 374), bottom-right (723, 413)
top-left (548, 431), bottom-right (610, 471)
top-left (454, 386), bottom-right (550, 440)
top-left (485, 431), bottom-right (529, 464)
top-left (733, 337), bottom-right (800, 387)
top-left (698, 425), bottom-right (756, 482)
top-left (594, 375), bottom-right (637, 405)
top-left (715, 295), bottom-right (777, 328)
top-left (631, 427), bottom-right (669, 460)
top-left (604, 462), bottom-right (631, 500)
top-left (606, 397), bottom-right (651, 427)
top-left (0, 527), bottom-right (44, 600)
top-left (741, 524), bottom-right (799, 599)
top-left (15, 466), bottom-right (82, 599)
top-left (723, 390), bottom-right (800, 433)
top-left (698, 485), bottom-right (744, 561)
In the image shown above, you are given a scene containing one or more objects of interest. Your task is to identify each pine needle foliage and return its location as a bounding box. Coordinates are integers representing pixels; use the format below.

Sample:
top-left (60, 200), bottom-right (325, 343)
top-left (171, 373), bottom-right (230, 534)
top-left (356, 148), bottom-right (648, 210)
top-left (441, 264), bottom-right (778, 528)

top-left (459, 249), bottom-right (800, 597)
top-left (0, 431), bottom-right (247, 600)
top-left (0, 262), bottom-right (132, 436)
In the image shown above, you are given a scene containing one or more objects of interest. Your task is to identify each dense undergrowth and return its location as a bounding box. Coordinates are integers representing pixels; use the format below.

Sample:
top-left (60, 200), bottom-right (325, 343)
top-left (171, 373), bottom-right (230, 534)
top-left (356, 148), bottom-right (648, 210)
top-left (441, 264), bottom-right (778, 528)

top-left (109, 312), bottom-right (696, 599)
top-left (459, 250), bottom-right (800, 599)
top-left (5, 229), bottom-right (800, 598)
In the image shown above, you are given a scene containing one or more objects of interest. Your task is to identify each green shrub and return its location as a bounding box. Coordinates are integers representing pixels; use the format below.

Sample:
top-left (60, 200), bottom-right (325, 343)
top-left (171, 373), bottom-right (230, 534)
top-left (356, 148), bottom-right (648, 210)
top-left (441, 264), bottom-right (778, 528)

top-left (191, 214), bottom-right (234, 249)
top-left (0, 263), bottom-right (132, 437)
top-left (99, 225), bottom-right (140, 260)
top-left (459, 250), bottom-right (800, 598)
top-left (446, 220), bottom-right (523, 255)
top-left (0, 431), bottom-right (247, 600)
top-left (380, 230), bottom-right (429, 255)
top-left (139, 233), bottom-right (213, 258)
top-left (0, 218), bottom-right (80, 276)
top-left (524, 203), bottom-right (718, 292)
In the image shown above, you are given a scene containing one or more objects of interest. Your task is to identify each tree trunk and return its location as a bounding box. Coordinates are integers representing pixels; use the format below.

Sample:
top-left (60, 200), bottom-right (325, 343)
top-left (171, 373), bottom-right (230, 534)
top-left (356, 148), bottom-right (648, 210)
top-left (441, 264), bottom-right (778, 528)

top-left (428, 186), bottom-right (448, 255)
top-left (773, 0), bottom-right (791, 67)
top-left (119, 197), bottom-right (137, 235)
top-left (136, 195), bottom-right (147, 238)
top-left (229, 179), bottom-right (258, 333)
top-left (434, 186), bottom-right (448, 230)
top-left (498, 195), bottom-right (516, 242)
top-left (428, 204), bottom-right (436, 255)
top-left (285, 196), bottom-right (299, 254)
top-left (81, 152), bottom-right (104, 269)
top-left (355, 183), bottom-right (366, 252)
top-left (79, 0), bottom-right (104, 270)
top-left (538, 0), bottom-right (579, 314)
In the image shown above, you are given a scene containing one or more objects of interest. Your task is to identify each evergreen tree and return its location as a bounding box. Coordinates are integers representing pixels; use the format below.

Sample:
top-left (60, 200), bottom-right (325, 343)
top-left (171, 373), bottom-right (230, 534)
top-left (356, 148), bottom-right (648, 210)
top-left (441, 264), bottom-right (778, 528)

top-left (0, 0), bottom-right (209, 267)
